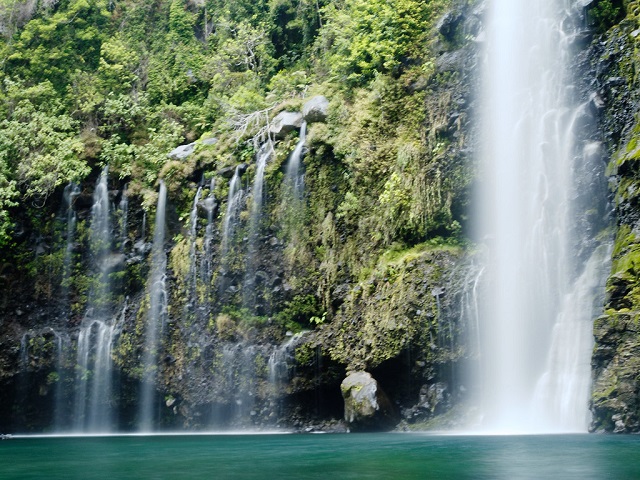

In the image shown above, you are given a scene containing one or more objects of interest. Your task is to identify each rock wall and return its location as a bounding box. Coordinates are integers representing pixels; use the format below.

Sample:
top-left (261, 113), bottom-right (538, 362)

top-left (0, 0), bottom-right (482, 433)
top-left (590, 0), bottom-right (640, 433)
top-left (2, 0), bottom-right (638, 435)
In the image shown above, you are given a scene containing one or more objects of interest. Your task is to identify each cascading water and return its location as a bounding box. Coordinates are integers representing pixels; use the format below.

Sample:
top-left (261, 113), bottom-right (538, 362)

top-left (285, 122), bottom-right (307, 203)
top-left (219, 167), bottom-right (243, 297)
top-left (73, 167), bottom-right (118, 432)
top-left (267, 332), bottom-right (308, 419)
top-left (17, 333), bottom-right (29, 419)
top-left (532, 243), bottom-right (612, 431)
top-left (187, 185), bottom-right (203, 309)
top-left (476, 1), bottom-right (610, 432)
top-left (118, 184), bottom-right (129, 251)
top-left (202, 178), bottom-right (217, 293)
top-left (61, 183), bottom-right (80, 305)
top-left (139, 181), bottom-right (168, 432)
top-left (220, 166), bottom-right (243, 259)
top-left (243, 142), bottom-right (273, 310)
top-left (75, 321), bottom-right (117, 431)
top-left (52, 184), bottom-right (79, 431)
top-left (217, 343), bottom-right (258, 427)
top-left (52, 332), bottom-right (68, 431)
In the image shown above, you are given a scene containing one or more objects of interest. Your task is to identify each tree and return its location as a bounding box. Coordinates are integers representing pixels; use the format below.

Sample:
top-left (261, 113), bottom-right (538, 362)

top-left (321, 0), bottom-right (437, 85)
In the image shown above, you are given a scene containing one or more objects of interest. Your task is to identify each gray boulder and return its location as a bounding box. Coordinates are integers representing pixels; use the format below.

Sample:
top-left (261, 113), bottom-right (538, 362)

top-left (201, 137), bottom-right (218, 146)
top-left (302, 95), bottom-right (329, 124)
top-left (168, 142), bottom-right (196, 160)
top-left (340, 371), bottom-right (398, 431)
top-left (269, 111), bottom-right (303, 139)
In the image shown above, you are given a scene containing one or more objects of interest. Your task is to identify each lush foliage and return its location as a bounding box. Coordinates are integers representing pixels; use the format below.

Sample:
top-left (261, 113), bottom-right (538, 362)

top-left (320, 0), bottom-right (435, 85)
top-left (589, 0), bottom-right (625, 32)
top-left (0, 0), bottom-right (454, 254)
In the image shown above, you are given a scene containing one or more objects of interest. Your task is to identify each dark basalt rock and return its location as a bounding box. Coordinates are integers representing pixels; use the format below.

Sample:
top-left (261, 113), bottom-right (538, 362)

top-left (437, 10), bottom-right (464, 40)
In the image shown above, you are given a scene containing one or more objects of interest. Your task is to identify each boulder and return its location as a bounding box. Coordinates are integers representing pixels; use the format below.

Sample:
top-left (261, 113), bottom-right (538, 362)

top-left (437, 10), bottom-right (464, 40)
top-left (201, 137), bottom-right (218, 146)
top-left (168, 142), bottom-right (196, 160)
top-left (269, 111), bottom-right (303, 139)
top-left (340, 371), bottom-right (398, 431)
top-left (302, 95), bottom-right (329, 124)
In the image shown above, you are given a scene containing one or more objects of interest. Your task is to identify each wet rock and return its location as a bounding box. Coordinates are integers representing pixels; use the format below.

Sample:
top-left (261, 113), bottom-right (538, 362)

top-left (103, 253), bottom-right (126, 271)
top-left (269, 111), bottom-right (303, 139)
top-left (340, 371), bottom-right (398, 431)
top-left (420, 383), bottom-right (449, 415)
top-left (436, 50), bottom-right (466, 73)
top-left (217, 166), bottom-right (235, 178)
top-left (437, 10), bottom-right (464, 40)
top-left (612, 414), bottom-right (626, 433)
top-left (302, 96), bottom-right (329, 124)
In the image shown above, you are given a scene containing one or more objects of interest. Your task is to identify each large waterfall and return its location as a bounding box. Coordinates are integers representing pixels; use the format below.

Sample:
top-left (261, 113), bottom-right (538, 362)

top-left (477, 0), bottom-right (610, 432)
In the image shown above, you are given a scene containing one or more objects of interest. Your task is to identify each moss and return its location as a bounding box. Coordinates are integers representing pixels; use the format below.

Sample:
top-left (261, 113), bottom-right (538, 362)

top-left (213, 313), bottom-right (236, 340)
top-left (327, 246), bottom-right (461, 370)
top-left (294, 343), bottom-right (316, 367)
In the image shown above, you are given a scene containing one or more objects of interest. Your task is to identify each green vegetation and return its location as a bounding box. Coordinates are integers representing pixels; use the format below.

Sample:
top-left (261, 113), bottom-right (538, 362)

top-left (0, 0), bottom-right (474, 425)
top-left (0, 0), bottom-right (460, 246)
top-left (589, 0), bottom-right (625, 32)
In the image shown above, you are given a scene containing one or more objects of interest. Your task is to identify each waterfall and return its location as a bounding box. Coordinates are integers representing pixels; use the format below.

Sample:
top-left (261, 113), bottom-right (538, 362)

top-left (476, 1), bottom-right (609, 432)
top-left (17, 333), bottom-right (29, 424)
top-left (187, 185), bottom-right (203, 310)
top-left (532, 243), bottom-right (612, 431)
top-left (139, 181), bottom-right (168, 432)
top-left (202, 178), bottom-right (217, 294)
top-left (286, 122), bottom-right (307, 203)
top-left (243, 142), bottom-right (273, 310)
top-left (214, 343), bottom-right (257, 427)
top-left (267, 332), bottom-right (308, 419)
top-left (219, 167), bottom-right (244, 297)
top-left (73, 167), bottom-right (118, 432)
top-left (61, 183), bottom-right (80, 303)
top-left (52, 332), bottom-right (68, 431)
top-left (118, 184), bottom-right (129, 251)
top-left (220, 167), bottom-right (243, 259)
top-left (75, 320), bottom-right (117, 431)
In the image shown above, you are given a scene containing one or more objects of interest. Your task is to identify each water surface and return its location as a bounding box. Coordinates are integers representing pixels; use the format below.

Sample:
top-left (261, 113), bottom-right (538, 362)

top-left (1, 433), bottom-right (638, 479)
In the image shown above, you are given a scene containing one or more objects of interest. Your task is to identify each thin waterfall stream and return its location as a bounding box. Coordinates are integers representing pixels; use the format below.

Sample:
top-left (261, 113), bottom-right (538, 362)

top-left (243, 141), bottom-right (273, 311)
top-left (202, 178), bottom-right (217, 300)
top-left (139, 182), bottom-right (168, 432)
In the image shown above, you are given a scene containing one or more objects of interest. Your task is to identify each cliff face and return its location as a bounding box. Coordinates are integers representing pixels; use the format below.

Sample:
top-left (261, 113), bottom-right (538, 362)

top-left (590, 0), bottom-right (640, 434)
top-left (0, 0), bottom-right (481, 432)
top-left (0, 0), bottom-right (639, 434)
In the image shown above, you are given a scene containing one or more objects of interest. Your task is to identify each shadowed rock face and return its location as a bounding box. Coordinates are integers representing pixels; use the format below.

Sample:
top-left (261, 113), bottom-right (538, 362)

top-left (341, 371), bottom-right (398, 431)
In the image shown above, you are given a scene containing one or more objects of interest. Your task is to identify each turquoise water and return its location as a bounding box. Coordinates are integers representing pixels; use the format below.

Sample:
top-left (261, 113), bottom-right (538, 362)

top-left (1, 433), bottom-right (639, 479)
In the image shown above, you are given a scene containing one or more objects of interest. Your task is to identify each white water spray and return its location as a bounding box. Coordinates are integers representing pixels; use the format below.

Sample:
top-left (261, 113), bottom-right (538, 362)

top-left (477, 0), bottom-right (609, 432)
